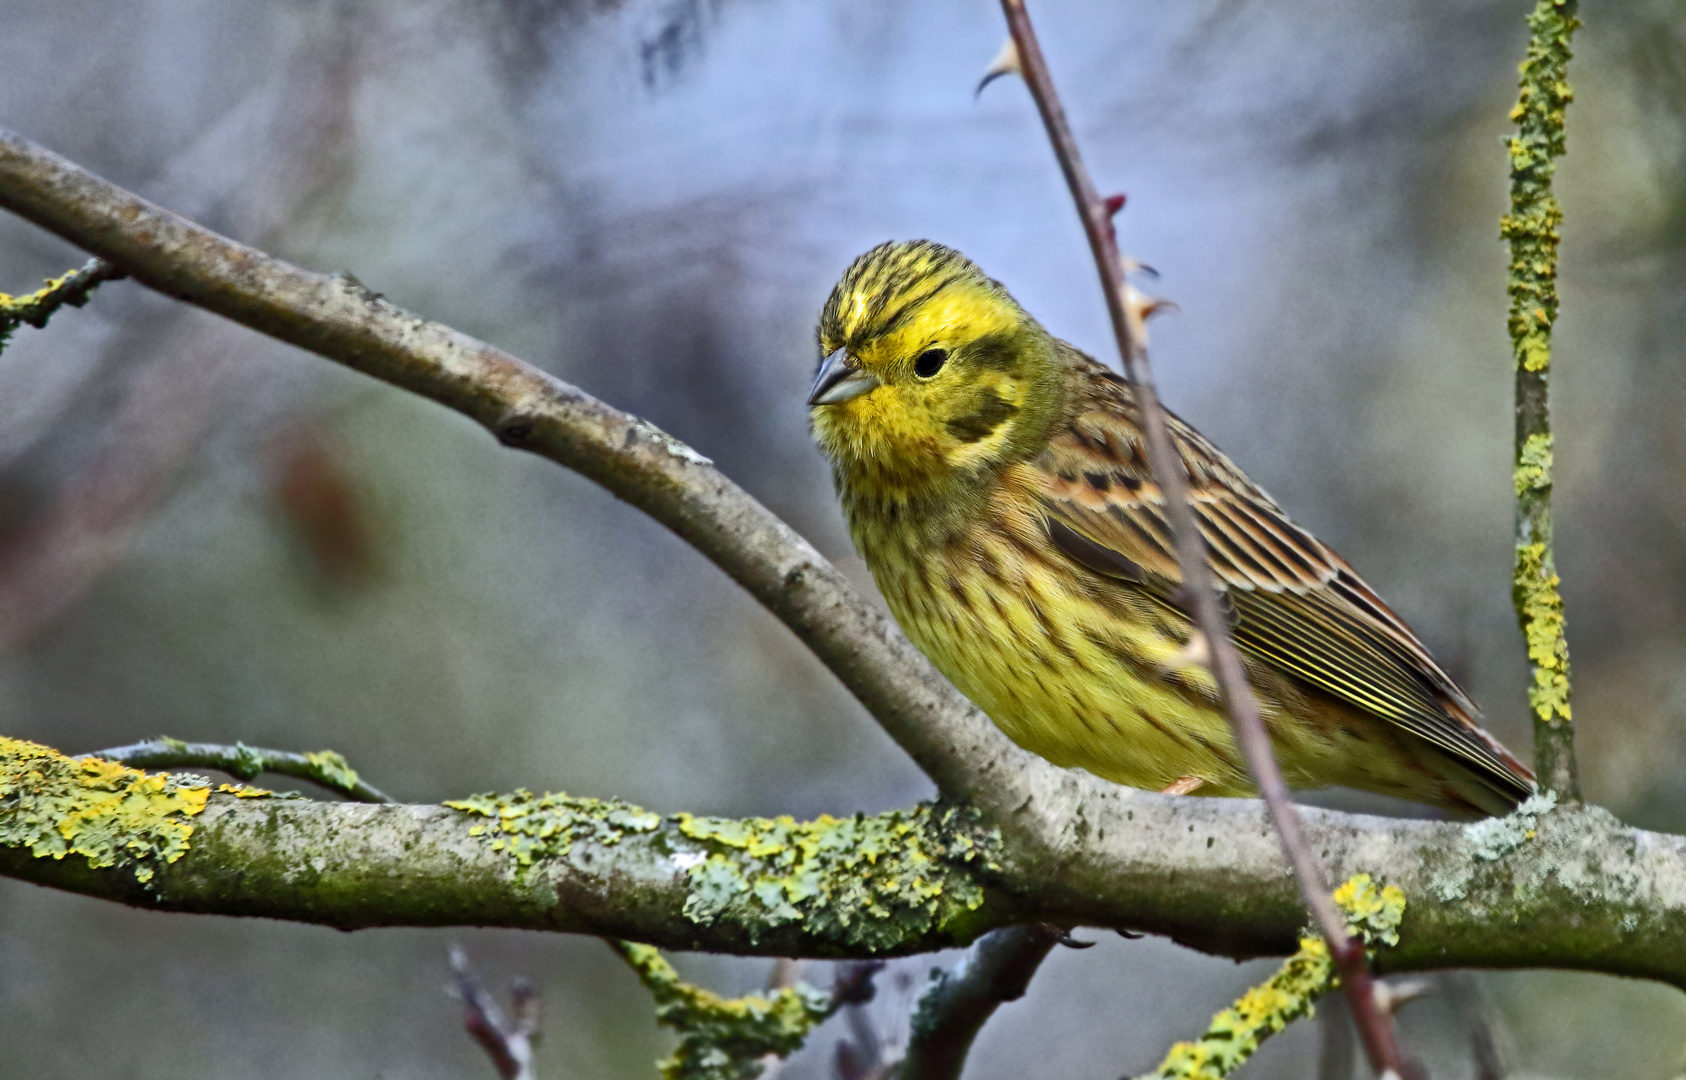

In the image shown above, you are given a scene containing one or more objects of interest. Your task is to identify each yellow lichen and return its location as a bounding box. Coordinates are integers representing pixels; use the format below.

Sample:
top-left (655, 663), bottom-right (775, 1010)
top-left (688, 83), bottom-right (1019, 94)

top-left (1514, 433), bottom-right (1553, 495)
top-left (1141, 875), bottom-right (1406, 1080)
top-left (0, 262), bottom-right (119, 351)
top-left (1515, 542), bottom-right (1572, 722)
top-left (0, 735), bottom-right (212, 881)
top-left (450, 791), bottom-right (999, 953)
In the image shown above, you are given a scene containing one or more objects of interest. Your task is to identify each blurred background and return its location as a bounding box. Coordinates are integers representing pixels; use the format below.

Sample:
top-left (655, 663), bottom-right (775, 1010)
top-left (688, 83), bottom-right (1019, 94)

top-left (2, 0), bottom-right (1684, 1076)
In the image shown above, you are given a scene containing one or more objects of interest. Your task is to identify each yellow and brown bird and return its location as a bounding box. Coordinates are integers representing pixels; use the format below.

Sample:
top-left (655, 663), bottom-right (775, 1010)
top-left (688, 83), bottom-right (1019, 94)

top-left (808, 240), bottom-right (1534, 817)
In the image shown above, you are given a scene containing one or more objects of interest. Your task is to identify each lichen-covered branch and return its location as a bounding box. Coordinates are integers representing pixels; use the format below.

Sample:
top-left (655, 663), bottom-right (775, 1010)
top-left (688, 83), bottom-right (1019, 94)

top-left (897, 924), bottom-right (1061, 1080)
top-left (1503, 0), bottom-right (1581, 799)
top-left (1138, 876), bottom-right (1405, 1080)
top-left (0, 256), bottom-right (122, 351)
top-left (612, 941), bottom-right (838, 1080)
top-left (7, 734), bottom-right (1686, 989)
top-left (90, 737), bottom-right (393, 803)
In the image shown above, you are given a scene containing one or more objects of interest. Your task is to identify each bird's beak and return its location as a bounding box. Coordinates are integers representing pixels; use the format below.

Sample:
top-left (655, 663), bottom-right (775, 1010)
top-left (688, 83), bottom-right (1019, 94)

top-left (807, 348), bottom-right (879, 407)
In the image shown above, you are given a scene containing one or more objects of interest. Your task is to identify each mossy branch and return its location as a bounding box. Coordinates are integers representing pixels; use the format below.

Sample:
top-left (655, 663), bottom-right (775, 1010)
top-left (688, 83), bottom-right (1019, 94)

top-left (1504, 0), bottom-right (1580, 799)
top-left (89, 737), bottom-right (394, 804)
top-left (0, 256), bottom-right (122, 351)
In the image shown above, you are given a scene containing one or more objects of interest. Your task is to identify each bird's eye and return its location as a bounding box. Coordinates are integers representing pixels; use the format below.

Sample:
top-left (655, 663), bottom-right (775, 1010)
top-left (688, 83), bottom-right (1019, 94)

top-left (914, 348), bottom-right (948, 378)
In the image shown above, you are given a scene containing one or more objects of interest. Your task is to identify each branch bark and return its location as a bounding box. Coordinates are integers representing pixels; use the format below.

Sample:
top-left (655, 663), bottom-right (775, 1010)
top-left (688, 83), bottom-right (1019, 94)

top-left (1504, 0), bottom-right (1581, 801)
top-left (897, 924), bottom-right (1061, 1080)
top-left (4, 741), bottom-right (1684, 988)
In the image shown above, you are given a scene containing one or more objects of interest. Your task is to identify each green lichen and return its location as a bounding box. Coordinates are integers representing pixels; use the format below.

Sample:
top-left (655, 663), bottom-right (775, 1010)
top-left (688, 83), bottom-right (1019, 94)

top-left (0, 260), bottom-right (121, 352)
top-left (613, 941), bottom-right (833, 1080)
top-left (0, 735), bottom-right (212, 882)
top-left (445, 789), bottom-right (662, 869)
top-left (304, 749), bottom-right (363, 792)
top-left (1431, 791), bottom-right (1558, 903)
top-left (1140, 875), bottom-right (1406, 1080)
top-left (1515, 541), bottom-right (1571, 723)
top-left (1514, 432), bottom-right (1553, 495)
top-left (675, 803), bottom-right (998, 952)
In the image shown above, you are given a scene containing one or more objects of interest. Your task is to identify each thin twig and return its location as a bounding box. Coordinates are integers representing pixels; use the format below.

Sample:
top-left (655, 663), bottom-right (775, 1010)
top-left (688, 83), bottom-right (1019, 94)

top-left (451, 946), bottom-right (542, 1080)
top-left (896, 924), bottom-right (1061, 1080)
top-left (1503, 0), bottom-right (1581, 801)
top-left (0, 257), bottom-right (123, 347)
top-left (990, 2), bottom-right (1405, 1074)
top-left (88, 737), bottom-right (394, 803)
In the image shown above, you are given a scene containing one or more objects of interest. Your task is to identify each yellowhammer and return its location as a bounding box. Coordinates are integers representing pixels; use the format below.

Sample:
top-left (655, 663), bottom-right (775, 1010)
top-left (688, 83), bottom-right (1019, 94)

top-left (808, 240), bottom-right (1534, 816)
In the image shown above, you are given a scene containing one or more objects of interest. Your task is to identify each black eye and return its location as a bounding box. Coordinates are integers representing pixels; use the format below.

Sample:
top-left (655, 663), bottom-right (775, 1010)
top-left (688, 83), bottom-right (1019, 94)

top-left (914, 348), bottom-right (948, 378)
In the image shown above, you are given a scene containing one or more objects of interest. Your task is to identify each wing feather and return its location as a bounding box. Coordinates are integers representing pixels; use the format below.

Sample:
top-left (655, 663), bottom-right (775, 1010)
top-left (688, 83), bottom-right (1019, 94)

top-left (1034, 381), bottom-right (1534, 805)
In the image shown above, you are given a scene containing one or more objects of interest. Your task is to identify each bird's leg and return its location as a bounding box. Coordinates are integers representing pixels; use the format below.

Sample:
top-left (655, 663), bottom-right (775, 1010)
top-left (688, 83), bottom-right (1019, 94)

top-left (1160, 776), bottom-right (1205, 796)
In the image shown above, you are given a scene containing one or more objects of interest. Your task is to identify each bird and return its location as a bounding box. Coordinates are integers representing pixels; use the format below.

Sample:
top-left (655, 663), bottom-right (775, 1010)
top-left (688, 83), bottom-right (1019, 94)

top-left (807, 239), bottom-right (1534, 817)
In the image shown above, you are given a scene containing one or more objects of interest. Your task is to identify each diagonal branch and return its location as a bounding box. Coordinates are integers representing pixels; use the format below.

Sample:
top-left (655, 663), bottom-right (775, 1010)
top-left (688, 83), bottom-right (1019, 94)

top-left (0, 125), bottom-right (1010, 809)
top-left (990, 2), bottom-right (1403, 1074)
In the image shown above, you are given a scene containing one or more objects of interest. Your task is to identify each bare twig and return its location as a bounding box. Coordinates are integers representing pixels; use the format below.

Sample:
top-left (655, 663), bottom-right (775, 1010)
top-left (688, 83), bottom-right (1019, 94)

top-left (896, 924), bottom-right (1061, 1080)
top-left (1504, 0), bottom-right (1581, 800)
top-left (988, 2), bottom-right (1404, 1074)
top-left (451, 946), bottom-right (542, 1080)
top-left (88, 737), bottom-right (394, 803)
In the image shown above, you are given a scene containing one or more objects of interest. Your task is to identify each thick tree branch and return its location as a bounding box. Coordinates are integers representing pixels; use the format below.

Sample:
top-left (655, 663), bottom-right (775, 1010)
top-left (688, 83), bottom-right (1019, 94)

top-left (5, 737), bottom-right (1686, 988)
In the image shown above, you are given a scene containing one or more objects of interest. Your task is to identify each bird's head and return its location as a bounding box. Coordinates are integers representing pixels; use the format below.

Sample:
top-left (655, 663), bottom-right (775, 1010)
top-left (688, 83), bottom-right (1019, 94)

top-left (809, 240), bottom-right (1062, 492)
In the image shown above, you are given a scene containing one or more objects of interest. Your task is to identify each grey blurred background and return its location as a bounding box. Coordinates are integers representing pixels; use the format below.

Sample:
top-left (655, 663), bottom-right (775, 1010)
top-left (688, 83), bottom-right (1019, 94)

top-left (2, 0), bottom-right (1685, 1077)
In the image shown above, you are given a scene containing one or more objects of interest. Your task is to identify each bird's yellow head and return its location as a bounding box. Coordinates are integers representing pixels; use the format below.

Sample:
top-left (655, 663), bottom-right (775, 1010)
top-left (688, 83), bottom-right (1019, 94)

top-left (809, 241), bottom-right (1062, 494)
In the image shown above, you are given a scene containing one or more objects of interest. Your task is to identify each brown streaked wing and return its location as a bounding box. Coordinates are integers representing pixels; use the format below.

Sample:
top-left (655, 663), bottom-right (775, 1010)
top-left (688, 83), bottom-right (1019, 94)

top-left (1032, 396), bottom-right (1534, 803)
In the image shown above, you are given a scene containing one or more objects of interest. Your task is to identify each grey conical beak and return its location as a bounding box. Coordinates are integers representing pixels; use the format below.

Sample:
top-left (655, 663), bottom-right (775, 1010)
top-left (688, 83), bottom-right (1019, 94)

top-left (807, 348), bottom-right (879, 406)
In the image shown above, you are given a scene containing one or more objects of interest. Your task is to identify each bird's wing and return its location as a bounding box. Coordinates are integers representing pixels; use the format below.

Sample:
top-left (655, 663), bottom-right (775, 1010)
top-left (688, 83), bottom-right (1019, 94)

top-left (1031, 385), bottom-right (1533, 798)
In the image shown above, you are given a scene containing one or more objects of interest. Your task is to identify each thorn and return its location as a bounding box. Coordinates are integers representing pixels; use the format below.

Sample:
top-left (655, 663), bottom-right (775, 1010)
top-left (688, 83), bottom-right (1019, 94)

top-left (1375, 977), bottom-right (1434, 1015)
top-left (1102, 193), bottom-right (1127, 218)
top-left (1157, 630), bottom-right (1210, 676)
top-left (975, 38), bottom-right (1022, 97)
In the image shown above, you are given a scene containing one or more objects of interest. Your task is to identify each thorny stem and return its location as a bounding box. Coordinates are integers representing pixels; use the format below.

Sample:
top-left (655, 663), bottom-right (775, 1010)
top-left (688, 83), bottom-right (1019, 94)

top-left (993, 1), bottom-right (1405, 1074)
top-left (1504, 0), bottom-right (1580, 801)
